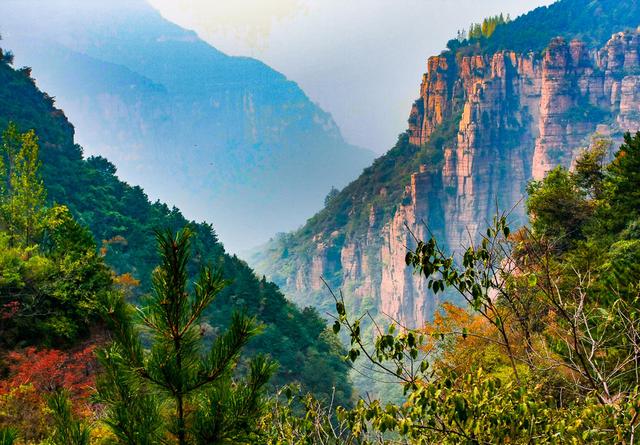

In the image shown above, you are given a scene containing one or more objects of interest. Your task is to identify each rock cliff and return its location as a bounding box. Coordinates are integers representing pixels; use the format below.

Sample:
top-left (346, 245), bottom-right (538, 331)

top-left (254, 30), bottom-right (640, 327)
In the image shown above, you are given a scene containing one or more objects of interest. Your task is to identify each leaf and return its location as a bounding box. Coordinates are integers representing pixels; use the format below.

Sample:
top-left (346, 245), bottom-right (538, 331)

top-left (405, 251), bottom-right (413, 266)
top-left (332, 320), bottom-right (341, 334)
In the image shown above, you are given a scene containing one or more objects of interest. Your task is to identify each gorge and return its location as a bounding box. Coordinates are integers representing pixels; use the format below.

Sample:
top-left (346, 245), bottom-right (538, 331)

top-left (253, 6), bottom-right (640, 327)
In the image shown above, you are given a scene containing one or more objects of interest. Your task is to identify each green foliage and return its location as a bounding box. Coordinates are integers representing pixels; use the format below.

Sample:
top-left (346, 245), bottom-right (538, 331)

top-left (47, 392), bottom-right (91, 445)
top-left (574, 137), bottom-right (609, 199)
top-left (467, 13), bottom-right (510, 40)
top-left (526, 166), bottom-right (592, 248)
top-left (324, 186), bottom-right (340, 207)
top-left (0, 124), bottom-right (113, 347)
top-left (452, 0), bottom-right (640, 55)
top-left (318, 134), bottom-right (640, 443)
top-left (95, 228), bottom-right (277, 445)
top-left (0, 123), bottom-right (48, 246)
top-left (0, 428), bottom-right (17, 445)
top-left (261, 385), bottom-right (362, 444)
top-left (605, 131), bottom-right (640, 227)
top-left (0, 46), bottom-right (352, 404)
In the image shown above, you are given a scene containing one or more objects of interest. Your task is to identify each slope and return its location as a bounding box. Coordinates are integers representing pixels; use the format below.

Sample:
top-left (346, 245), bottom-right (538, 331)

top-left (0, 45), bottom-right (352, 405)
top-left (0, 0), bottom-right (374, 252)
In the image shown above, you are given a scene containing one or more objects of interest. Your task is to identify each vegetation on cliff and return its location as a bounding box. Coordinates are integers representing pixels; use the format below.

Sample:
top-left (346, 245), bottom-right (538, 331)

top-left (271, 133), bottom-right (640, 443)
top-left (449, 0), bottom-right (640, 55)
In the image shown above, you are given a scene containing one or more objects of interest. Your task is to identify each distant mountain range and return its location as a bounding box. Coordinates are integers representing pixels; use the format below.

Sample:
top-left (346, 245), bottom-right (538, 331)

top-left (0, 0), bottom-right (374, 252)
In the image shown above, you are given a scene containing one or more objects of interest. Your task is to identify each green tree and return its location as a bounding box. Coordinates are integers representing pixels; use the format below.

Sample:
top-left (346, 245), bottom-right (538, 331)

top-left (47, 392), bottom-right (91, 445)
top-left (526, 166), bottom-right (591, 248)
top-left (324, 186), bottom-right (340, 207)
top-left (574, 137), bottom-right (610, 200)
top-left (96, 228), bottom-right (277, 445)
top-left (605, 131), bottom-right (640, 227)
top-left (0, 123), bottom-right (48, 246)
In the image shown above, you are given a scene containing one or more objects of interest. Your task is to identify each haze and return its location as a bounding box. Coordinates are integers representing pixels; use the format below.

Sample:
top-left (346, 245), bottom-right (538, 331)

top-left (149, 0), bottom-right (555, 153)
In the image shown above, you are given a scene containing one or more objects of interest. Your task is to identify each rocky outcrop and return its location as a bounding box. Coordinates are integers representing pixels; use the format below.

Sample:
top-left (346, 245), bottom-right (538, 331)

top-left (259, 31), bottom-right (640, 328)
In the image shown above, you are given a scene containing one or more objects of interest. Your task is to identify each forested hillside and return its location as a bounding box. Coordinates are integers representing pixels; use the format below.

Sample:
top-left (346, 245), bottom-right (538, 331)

top-left (0, 0), bottom-right (374, 251)
top-left (452, 0), bottom-right (640, 54)
top-left (0, 44), bottom-right (352, 406)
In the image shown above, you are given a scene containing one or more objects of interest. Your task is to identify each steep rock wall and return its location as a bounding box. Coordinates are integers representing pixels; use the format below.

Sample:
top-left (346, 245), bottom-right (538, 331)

top-left (264, 32), bottom-right (640, 327)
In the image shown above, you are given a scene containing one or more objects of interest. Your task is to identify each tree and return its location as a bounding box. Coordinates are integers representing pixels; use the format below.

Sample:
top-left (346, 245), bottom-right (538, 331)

top-left (47, 392), bottom-right (91, 445)
top-left (0, 124), bottom-right (113, 347)
top-left (96, 228), bottom-right (277, 445)
top-left (0, 123), bottom-right (49, 246)
top-left (324, 135), bottom-right (640, 443)
top-left (605, 131), bottom-right (640, 227)
top-left (324, 186), bottom-right (340, 207)
top-left (574, 137), bottom-right (610, 200)
top-left (526, 166), bottom-right (591, 248)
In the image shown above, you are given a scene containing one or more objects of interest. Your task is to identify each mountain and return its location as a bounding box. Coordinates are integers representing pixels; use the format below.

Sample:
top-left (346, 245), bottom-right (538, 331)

top-left (0, 43), bottom-right (352, 404)
top-left (251, 0), bottom-right (640, 327)
top-left (0, 0), bottom-right (374, 252)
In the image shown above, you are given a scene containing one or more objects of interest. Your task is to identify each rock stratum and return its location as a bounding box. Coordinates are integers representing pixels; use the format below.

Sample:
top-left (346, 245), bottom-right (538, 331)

top-left (253, 24), bottom-right (640, 327)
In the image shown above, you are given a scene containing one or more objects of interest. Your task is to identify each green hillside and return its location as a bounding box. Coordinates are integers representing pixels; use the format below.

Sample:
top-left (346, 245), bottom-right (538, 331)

top-left (0, 45), bottom-right (352, 404)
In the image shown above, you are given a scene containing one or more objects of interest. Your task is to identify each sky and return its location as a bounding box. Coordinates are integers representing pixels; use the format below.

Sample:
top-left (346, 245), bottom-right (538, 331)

top-left (149, 0), bottom-right (555, 153)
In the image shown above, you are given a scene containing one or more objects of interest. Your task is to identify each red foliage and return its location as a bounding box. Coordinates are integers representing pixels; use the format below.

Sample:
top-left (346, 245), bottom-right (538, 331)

top-left (1, 345), bottom-right (98, 402)
top-left (1, 301), bottom-right (20, 320)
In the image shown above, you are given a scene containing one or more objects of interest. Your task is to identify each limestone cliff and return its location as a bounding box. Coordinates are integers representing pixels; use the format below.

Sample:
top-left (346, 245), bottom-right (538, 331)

top-left (253, 30), bottom-right (640, 327)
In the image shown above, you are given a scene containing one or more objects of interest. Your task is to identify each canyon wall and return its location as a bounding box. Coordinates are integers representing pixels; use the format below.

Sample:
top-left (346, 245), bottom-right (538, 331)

top-left (256, 32), bottom-right (640, 327)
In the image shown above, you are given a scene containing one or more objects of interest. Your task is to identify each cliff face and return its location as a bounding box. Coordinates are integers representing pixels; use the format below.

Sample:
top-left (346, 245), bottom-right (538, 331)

top-left (255, 31), bottom-right (640, 327)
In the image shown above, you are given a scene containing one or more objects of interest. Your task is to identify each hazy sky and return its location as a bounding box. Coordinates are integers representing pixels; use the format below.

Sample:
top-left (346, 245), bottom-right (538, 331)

top-left (149, 0), bottom-right (555, 153)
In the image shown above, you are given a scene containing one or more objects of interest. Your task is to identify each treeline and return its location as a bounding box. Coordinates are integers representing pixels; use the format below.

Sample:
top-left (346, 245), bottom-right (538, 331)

top-left (447, 0), bottom-right (640, 55)
top-left (464, 13), bottom-right (511, 41)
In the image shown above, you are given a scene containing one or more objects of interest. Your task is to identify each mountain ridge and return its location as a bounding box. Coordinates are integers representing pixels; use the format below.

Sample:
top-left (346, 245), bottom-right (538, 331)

top-left (252, 0), bottom-right (640, 326)
top-left (0, 0), bottom-right (374, 252)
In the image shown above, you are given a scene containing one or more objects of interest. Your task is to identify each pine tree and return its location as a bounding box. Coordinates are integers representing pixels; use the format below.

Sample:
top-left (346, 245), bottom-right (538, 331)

top-left (47, 392), bottom-right (91, 445)
top-left (0, 428), bottom-right (17, 445)
top-left (96, 228), bottom-right (276, 445)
